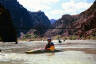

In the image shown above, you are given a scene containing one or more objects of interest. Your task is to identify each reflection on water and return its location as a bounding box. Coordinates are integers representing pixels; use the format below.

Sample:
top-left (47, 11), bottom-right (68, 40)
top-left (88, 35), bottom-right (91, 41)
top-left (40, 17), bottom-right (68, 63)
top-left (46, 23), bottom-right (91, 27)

top-left (0, 51), bottom-right (96, 64)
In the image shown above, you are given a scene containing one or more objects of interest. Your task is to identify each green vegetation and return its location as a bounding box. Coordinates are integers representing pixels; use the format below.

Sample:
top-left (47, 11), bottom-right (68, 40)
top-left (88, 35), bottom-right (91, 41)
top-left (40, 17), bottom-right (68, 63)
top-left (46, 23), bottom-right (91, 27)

top-left (24, 34), bottom-right (32, 39)
top-left (19, 34), bottom-right (96, 41)
top-left (85, 35), bottom-right (96, 40)
top-left (69, 35), bottom-right (78, 40)
top-left (19, 34), bottom-right (39, 41)
top-left (24, 34), bottom-right (38, 39)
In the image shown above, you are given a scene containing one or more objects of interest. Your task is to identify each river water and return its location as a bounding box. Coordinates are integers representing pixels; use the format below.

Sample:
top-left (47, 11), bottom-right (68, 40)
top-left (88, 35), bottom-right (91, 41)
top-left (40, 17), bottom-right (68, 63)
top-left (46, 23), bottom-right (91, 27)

top-left (0, 40), bottom-right (96, 64)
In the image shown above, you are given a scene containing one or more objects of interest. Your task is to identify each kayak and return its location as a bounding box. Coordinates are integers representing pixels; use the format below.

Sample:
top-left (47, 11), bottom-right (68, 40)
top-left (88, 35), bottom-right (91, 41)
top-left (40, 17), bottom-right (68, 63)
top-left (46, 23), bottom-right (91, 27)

top-left (25, 49), bottom-right (62, 54)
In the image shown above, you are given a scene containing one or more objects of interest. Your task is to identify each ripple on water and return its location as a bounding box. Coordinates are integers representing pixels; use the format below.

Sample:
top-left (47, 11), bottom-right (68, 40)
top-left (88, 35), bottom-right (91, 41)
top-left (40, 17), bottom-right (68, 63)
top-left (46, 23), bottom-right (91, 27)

top-left (0, 51), bottom-right (96, 64)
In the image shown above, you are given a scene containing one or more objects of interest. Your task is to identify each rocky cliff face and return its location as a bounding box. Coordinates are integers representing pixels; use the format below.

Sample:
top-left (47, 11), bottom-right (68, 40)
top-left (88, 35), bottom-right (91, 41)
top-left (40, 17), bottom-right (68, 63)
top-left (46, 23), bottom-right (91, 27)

top-left (0, 3), bottom-right (17, 42)
top-left (44, 14), bottom-right (78, 36)
top-left (0, 0), bottom-right (51, 36)
top-left (1, 0), bottom-right (95, 38)
top-left (45, 0), bottom-right (96, 37)
top-left (72, 0), bottom-right (96, 37)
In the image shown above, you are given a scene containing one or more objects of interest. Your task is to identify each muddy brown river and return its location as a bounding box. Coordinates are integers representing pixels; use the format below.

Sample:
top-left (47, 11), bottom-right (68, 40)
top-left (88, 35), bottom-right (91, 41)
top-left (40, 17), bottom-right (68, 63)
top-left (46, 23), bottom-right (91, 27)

top-left (0, 40), bottom-right (96, 64)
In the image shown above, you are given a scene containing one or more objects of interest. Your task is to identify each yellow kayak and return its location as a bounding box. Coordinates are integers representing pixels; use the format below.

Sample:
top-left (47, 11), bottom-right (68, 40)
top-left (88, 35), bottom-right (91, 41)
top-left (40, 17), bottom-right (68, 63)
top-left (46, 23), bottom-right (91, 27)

top-left (25, 49), bottom-right (61, 54)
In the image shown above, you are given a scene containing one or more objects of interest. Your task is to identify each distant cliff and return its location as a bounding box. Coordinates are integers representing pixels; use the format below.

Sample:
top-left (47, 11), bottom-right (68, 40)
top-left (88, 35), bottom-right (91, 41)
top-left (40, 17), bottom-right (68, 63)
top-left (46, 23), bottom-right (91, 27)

top-left (0, 0), bottom-right (51, 36)
top-left (45, 0), bottom-right (96, 37)
top-left (44, 14), bottom-right (78, 36)
top-left (50, 19), bottom-right (56, 24)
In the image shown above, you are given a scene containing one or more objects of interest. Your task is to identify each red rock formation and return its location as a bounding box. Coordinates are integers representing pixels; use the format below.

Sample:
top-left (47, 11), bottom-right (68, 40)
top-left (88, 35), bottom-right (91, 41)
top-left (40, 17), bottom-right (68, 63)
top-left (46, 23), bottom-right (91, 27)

top-left (45, 0), bottom-right (96, 38)
top-left (72, 1), bottom-right (96, 37)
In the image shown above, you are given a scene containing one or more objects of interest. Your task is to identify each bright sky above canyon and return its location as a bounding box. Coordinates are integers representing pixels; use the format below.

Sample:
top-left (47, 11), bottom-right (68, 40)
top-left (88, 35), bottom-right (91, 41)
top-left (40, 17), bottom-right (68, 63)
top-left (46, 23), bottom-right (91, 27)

top-left (18, 0), bottom-right (95, 19)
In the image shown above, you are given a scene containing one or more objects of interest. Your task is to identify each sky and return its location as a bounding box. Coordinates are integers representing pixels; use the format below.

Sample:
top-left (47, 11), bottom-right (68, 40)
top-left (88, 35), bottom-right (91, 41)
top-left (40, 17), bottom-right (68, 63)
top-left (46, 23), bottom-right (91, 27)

top-left (17, 0), bottom-right (95, 19)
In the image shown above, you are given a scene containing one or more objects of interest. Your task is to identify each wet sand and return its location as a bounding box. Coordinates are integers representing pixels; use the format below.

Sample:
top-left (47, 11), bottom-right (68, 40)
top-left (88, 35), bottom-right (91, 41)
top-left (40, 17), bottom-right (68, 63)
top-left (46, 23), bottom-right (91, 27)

top-left (0, 40), bottom-right (96, 64)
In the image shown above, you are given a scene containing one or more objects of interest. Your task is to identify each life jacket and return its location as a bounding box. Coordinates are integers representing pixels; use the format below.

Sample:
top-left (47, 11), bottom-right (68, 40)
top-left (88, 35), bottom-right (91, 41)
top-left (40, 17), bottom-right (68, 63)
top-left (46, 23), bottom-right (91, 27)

top-left (45, 42), bottom-right (55, 51)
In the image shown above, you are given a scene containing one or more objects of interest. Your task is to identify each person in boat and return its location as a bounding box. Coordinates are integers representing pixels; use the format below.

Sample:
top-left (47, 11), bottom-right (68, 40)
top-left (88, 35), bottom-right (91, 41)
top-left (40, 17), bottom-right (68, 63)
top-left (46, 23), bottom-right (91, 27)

top-left (57, 36), bottom-right (62, 43)
top-left (45, 38), bottom-right (55, 51)
top-left (59, 39), bottom-right (62, 43)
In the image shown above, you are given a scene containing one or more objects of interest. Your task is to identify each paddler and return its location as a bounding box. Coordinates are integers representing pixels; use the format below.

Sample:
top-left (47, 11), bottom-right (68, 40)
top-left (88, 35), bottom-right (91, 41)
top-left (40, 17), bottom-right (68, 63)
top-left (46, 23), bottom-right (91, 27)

top-left (45, 38), bottom-right (55, 51)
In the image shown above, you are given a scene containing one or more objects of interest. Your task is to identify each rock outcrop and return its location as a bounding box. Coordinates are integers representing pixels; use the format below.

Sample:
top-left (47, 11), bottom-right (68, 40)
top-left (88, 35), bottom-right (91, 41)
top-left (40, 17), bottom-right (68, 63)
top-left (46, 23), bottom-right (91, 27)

top-left (0, 0), bottom-right (51, 36)
top-left (0, 3), bottom-right (17, 42)
top-left (72, 0), bottom-right (96, 37)
top-left (44, 14), bottom-right (78, 36)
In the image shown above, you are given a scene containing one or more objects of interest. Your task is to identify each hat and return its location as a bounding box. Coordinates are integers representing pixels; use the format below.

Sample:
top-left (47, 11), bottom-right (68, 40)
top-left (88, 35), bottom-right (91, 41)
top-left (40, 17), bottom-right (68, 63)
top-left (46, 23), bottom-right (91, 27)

top-left (47, 38), bottom-right (51, 40)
